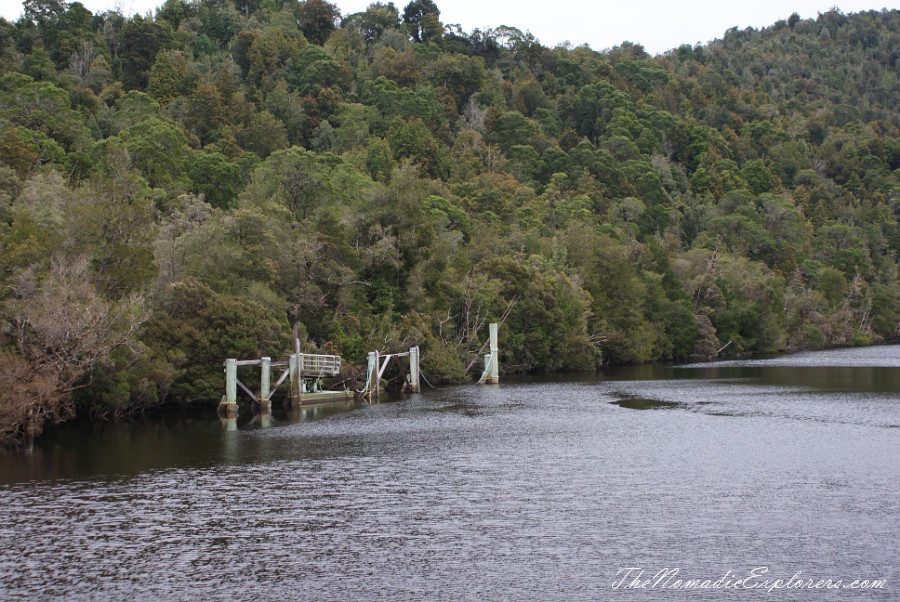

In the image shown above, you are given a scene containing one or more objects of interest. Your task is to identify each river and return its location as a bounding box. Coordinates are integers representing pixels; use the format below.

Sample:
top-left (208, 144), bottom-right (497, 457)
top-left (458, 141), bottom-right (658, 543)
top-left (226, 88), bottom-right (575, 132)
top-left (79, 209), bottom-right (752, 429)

top-left (1, 345), bottom-right (898, 600)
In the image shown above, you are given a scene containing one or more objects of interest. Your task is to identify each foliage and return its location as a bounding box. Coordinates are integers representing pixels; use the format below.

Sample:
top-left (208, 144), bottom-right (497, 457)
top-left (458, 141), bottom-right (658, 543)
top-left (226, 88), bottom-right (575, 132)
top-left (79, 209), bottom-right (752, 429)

top-left (0, 257), bottom-right (148, 445)
top-left (141, 279), bottom-right (290, 403)
top-left (2, 2), bottom-right (900, 444)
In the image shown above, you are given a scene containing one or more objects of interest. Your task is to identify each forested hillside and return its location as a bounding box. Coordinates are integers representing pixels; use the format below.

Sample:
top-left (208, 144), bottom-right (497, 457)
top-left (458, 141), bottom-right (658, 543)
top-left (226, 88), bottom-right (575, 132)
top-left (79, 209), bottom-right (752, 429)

top-left (1, 0), bottom-right (899, 444)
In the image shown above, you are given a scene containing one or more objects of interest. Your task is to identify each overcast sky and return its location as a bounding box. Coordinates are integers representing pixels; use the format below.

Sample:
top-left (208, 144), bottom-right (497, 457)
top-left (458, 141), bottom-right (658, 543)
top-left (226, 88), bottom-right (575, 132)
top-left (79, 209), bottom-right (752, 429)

top-left (2, 0), bottom-right (898, 55)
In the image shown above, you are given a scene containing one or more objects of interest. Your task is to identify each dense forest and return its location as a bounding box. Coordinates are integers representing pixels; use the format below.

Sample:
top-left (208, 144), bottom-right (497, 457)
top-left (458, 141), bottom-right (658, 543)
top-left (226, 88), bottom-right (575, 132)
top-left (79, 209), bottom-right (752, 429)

top-left (1, 0), bottom-right (899, 445)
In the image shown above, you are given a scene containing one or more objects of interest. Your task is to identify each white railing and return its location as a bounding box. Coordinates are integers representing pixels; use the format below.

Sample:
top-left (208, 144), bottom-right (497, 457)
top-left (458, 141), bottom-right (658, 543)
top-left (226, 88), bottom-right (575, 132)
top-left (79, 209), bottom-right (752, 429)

top-left (297, 353), bottom-right (341, 376)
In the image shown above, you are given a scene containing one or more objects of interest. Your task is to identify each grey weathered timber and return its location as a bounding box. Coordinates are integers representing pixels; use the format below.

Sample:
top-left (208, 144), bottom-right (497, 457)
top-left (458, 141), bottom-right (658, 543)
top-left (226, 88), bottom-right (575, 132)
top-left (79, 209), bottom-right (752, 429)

top-left (289, 354), bottom-right (301, 405)
top-left (358, 347), bottom-right (422, 400)
top-left (223, 337), bottom-right (429, 413)
top-left (223, 338), bottom-right (344, 411)
top-left (477, 323), bottom-right (500, 384)
top-left (366, 351), bottom-right (379, 403)
top-left (225, 358), bottom-right (237, 403)
top-left (297, 353), bottom-right (341, 376)
top-left (260, 357), bottom-right (271, 412)
top-left (409, 346), bottom-right (420, 393)
top-left (219, 358), bottom-right (239, 417)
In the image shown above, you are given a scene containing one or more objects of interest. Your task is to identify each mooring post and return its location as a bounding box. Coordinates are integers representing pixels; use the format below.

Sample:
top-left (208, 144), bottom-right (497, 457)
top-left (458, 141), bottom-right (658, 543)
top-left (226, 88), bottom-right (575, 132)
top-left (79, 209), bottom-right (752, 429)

top-left (299, 353), bottom-right (305, 395)
top-left (222, 358), bottom-right (238, 417)
top-left (260, 356), bottom-right (271, 412)
top-left (409, 346), bottom-right (420, 393)
top-left (366, 351), bottom-right (379, 403)
top-left (374, 351), bottom-right (380, 402)
top-left (226, 358), bottom-right (237, 403)
top-left (478, 323), bottom-right (500, 385)
top-left (488, 322), bottom-right (499, 383)
top-left (289, 353), bottom-right (301, 406)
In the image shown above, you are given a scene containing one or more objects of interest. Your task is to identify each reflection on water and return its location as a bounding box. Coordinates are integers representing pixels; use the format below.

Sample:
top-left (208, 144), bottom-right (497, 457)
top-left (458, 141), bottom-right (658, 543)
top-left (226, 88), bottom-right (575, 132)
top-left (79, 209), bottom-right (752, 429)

top-left (0, 346), bottom-right (898, 600)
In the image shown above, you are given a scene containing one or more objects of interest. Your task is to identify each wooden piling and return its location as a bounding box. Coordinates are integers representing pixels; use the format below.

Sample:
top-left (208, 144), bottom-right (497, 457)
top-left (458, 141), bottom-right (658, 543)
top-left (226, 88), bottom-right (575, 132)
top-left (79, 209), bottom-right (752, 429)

top-left (366, 351), bottom-right (379, 402)
top-left (409, 346), bottom-right (420, 393)
top-left (225, 358), bottom-right (237, 403)
top-left (488, 322), bottom-right (499, 383)
top-left (220, 358), bottom-right (239, 416)
top-left (259, 356), bottom-right (271, 412)
top-left (289, 354), bottom-right (301, 406)
top-left (478, 323), bottom-right (500, 384)
top-left (373, 350), bottom-right (380, 402)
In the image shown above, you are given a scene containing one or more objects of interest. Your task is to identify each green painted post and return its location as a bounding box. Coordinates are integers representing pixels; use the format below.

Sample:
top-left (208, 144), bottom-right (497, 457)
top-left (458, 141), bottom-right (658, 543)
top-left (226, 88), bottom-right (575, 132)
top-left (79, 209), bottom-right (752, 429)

top-left (222, 358), bottom-right (239, 417)
top-left (260, 356), bottom-right (271, 412)
top-left (374, 351), bottom-right (380, 402)
top-left (366, 351), bottom-right (378, 402)
top-left (477, 323), bottom-right (500, 385)
top-left (488, 322), bottom-right (499, 383)
top-left (225, 358), bottom-right (237, 403)
top-left (289, 354), bottom-right (301, 405)
top-left (409, 346), bottom-right (420, 393)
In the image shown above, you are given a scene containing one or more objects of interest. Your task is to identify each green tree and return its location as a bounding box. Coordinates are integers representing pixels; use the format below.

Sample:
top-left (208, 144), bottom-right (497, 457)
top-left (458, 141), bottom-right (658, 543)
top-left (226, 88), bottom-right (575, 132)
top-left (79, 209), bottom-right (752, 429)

top-left (343, 2), bottom-right (399, 44)
top-left (424, 53), bottom-right (485, 112)
top-left (117, 116), bottom-right (191, 190)
top-left (387, 116), bottom-right (442, 178)
top-left (72, 144), bottom-right (158, 296)
top-left (188, 151), bottom-right (242, 209)
top-left (242, 147), bottom-right (333, 220)
top-left (741, 159), bottom-right (778, 195)
top-left (179, 81), bottom-right (224, 146)
top-left (246, 26), bottom-right (302, 87)
top-left (119, 15), bottom-right (173, 90)
top-left (0, 74), bottom-right (90, 152)
top-left (485, 110), bottom-right (543, 153)
top-left (147, 51), bottom-right (179, 106)
top-left (235, 110), bottom-right (289, 159)
top-left (295, 0), bottom-right (340, 45)
top-left (141, 279), bottom-right (290, 403)
top-left (21, 41), bottom-right (57, 81)
top-left (402, 0), bottom-right (441, 43)
top-left (366, 137), bottom-right (395, 183)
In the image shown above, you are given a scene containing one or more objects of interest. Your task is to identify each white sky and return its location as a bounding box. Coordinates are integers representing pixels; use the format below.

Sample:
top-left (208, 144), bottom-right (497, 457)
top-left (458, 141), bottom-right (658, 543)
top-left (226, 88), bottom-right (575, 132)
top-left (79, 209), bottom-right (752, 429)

top-left (1, 0), bottom-right (898, 55)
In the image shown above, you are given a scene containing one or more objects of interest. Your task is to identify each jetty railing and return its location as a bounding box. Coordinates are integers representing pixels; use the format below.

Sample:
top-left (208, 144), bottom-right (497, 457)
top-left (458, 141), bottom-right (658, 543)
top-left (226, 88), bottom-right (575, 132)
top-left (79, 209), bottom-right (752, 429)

top-left (219, 322), bottom-right (499, 417)
top-left (220, 349), bottom-right (342, 416)
top-left (361, 346), bottom-right (420, 403)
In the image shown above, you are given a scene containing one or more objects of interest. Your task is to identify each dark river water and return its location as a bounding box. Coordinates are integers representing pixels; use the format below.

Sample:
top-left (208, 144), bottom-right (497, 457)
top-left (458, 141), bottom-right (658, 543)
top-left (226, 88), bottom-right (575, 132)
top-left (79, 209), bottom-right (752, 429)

top-left (1, 346), bottom-right (898, 600)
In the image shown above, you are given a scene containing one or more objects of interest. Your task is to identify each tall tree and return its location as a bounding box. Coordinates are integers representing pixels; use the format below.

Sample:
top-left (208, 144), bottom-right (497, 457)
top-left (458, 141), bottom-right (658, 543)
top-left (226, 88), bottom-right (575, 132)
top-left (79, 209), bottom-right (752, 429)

top-left (119, 15), bottom-right (173, 90)
top-left (295, 0), bottom-right (340, 45)
top-left (402, 0), bottom-right (441, 43)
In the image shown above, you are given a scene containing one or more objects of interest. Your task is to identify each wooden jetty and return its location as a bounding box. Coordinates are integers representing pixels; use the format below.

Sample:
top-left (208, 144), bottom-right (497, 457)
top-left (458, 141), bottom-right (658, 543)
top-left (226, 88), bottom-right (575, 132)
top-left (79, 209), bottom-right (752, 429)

top-left (219, 341), bottom-right (423, 416)
top-left (219, 338), bottom-right (347, 417)
top-left (219, 322), bottom-right (499, 418)
top-left (362, 346), bottom-right (420, 403)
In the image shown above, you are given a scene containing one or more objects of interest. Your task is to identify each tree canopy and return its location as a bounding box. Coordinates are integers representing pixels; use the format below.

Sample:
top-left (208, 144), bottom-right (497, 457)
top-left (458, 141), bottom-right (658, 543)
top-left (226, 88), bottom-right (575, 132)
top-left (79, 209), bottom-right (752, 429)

top-left (2, 1), bottom-right (900, 445)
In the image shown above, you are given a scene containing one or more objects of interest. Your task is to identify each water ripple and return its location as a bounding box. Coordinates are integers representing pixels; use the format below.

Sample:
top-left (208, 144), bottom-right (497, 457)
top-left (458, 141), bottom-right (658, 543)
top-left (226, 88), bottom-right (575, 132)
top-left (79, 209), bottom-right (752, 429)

top-left (1, 349), bottom-right (898, 600)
